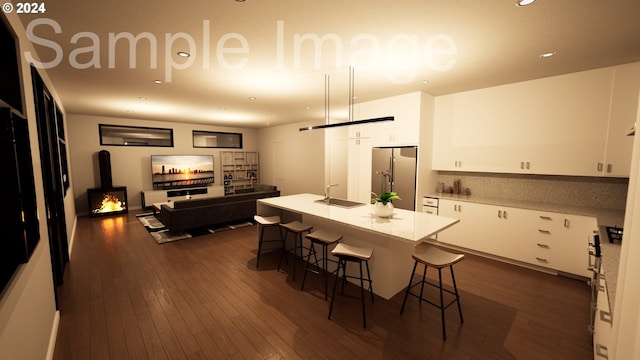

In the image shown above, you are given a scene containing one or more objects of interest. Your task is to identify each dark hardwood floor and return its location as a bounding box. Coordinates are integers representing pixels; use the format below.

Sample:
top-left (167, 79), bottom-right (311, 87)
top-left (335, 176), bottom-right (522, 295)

top-left (52, 211), bottom-right (594, 360)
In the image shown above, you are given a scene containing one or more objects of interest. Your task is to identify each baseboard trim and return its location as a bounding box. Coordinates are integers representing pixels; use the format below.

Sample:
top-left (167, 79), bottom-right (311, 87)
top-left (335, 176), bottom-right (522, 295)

top-left (46, 310), bottom-right (60, 360)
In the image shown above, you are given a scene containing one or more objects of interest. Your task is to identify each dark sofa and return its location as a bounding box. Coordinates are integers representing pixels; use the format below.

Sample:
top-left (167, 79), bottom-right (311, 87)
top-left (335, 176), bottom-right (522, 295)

top-left (157, 184), bottom-right (280, 232)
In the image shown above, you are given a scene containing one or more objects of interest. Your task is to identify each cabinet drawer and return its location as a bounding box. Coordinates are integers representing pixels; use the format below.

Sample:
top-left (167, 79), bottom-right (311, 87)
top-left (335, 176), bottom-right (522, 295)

top-left (529, 252), bottom-right (556, 267)
top-left (422, 197), bottom-right (439, 207)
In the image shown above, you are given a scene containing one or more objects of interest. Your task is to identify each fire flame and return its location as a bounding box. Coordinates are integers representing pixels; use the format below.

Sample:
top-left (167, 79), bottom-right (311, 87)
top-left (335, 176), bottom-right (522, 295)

top-left (93, 194), bottom-right (126, 214)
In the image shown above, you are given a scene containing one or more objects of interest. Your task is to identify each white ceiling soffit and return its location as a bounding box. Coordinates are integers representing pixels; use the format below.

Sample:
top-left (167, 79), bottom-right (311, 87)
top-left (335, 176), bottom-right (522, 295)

top-left (16, 0), bottom-right (640, 128)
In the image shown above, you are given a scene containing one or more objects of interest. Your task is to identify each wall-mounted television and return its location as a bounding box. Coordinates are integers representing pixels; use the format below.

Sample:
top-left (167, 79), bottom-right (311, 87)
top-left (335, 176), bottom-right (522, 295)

top-left (151, 154), bottom-right (214, 189)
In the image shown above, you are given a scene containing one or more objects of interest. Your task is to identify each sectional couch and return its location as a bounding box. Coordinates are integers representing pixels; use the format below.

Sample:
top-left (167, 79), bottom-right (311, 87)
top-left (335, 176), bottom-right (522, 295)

top-left (157, 184), bottom-right (280, 232)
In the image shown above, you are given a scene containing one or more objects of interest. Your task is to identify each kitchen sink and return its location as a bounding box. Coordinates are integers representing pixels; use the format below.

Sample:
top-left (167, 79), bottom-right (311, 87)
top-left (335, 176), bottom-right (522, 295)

top-left (314, 198), bottom-right (366, 208)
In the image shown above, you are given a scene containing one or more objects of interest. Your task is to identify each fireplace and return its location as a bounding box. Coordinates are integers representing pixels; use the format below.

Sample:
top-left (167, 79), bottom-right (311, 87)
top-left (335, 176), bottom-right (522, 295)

top-left (87, 150), bottom-right (128, 217)
top-left (88, 187), bottom-right (128, 217)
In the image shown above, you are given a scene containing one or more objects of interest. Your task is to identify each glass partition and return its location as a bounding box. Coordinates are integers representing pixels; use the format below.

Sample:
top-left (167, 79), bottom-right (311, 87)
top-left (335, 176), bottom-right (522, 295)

top-left (99, 124), bottom-right (173, 147)
top-left (192, 130), bottom-right (242, 148)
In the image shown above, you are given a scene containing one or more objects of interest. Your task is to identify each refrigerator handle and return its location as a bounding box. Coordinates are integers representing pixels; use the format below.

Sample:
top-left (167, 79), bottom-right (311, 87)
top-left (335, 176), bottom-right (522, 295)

top-left (389, 154), bottom-right (394, 191)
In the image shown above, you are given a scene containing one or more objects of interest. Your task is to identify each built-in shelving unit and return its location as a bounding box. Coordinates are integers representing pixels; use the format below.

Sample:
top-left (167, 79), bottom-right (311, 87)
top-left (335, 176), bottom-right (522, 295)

top-left (222, 151), bottom-right (259, 195)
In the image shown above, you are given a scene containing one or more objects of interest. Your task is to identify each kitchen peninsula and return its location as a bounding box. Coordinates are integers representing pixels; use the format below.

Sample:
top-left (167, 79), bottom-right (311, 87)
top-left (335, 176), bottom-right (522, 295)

top-left (257, 193), bottom-right (459, 299)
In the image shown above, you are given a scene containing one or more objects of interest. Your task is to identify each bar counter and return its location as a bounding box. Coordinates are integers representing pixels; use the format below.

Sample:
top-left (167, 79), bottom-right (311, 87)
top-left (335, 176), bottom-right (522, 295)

top-left (257, 193), bottom-right (459, 299)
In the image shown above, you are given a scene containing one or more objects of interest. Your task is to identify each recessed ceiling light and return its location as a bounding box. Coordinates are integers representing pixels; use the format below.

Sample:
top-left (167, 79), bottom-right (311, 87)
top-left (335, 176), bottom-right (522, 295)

top-left (421, 80), bottom-right (430, 84)
top-left (540, 51), bottom-right (556, 58)
top-left (153, 80), bottom-right (163, 84)
top-left (177, 51), bottom-right (190, 57)
top-left (249, 97), bottom-right (256, 100)
top-left (516, 0), bottom-right (536, 6)
top-left (138, 96), bottom-right (148, 100)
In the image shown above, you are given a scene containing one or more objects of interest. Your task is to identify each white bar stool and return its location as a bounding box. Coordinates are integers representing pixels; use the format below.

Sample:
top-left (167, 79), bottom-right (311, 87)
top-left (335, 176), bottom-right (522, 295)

top-left (253, 215), bottom-right (285, 269)
top-left (301, 230), bottom-right (343, 299)
top-left (280, 220), bottom-right (313, 280)
top-left (400, 245), bottom-right (465, 339)
top-left (328, 242), bottom-right (374, 328)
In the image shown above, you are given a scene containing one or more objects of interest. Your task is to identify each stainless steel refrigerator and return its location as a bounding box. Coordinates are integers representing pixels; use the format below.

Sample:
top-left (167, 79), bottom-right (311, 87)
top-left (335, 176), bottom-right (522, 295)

top-left (371, 146), bottom-right (417, 211)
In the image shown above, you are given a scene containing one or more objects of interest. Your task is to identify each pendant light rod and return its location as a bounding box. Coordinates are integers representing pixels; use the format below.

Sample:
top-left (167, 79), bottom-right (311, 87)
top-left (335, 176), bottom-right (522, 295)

top-left (349, 66), bottom-right (354, 122)
top-left (300, 67), bottom-right (394, 131)
top-left (325, 74), bottom-right (330, 125)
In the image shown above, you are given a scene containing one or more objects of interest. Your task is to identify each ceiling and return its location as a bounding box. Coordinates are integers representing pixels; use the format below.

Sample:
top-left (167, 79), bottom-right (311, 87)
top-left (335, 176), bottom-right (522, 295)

top-left (16, 0), bottom-right (640, 129)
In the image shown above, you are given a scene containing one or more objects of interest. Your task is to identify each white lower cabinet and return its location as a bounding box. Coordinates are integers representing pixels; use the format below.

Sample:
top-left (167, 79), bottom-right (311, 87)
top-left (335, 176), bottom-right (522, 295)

top-left (437, 200), bottom-right (492, 251)
top-left (591, 265), bottom-right (612, 359)
top-left (437, 199), bottom-right (596, 277)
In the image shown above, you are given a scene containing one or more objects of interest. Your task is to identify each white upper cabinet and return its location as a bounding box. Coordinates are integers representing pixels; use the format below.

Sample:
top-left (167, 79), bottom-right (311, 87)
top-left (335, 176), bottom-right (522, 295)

top-left (433, 63), bottom-right (640, 177)
top-left (351, 91), bottom-right (422, 146)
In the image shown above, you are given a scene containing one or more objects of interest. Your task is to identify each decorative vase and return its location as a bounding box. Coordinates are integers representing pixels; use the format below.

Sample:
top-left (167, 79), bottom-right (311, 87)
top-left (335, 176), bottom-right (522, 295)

top-left (374, 202), bottom-right (394, 218)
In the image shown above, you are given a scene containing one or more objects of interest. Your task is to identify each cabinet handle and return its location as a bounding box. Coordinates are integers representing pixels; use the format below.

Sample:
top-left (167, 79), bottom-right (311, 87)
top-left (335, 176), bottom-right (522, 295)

top-left (564, 219), bottom-right (570, 228)
top-left (535, 257), bottom-right (549, 263)
top-left (597, 162), bottom-right (604, 172)
top-left (503, 210), bottom-right (508, 219)
top-left (606, 164), bottom-right (612, 173)
top-left (600, 310), bottom-right (612, 324)
top-left (595, 343), bottom-right (609, 359)
top-left (520, 161), bottom-right (524, 169)
top-left (538, 229), bottom-right (551, 234)
top-left (526, 162), bottom-right (530, 170)
top-left (498, 210), bottom-right (502, 218)
top-left (539, 215), bottom-right (552, 220)
top-left (537, 243), bottom-right (550, 249)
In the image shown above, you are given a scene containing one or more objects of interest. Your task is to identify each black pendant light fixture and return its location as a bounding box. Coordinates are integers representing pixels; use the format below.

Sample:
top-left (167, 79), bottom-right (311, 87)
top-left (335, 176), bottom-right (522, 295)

top-left (299, 67), bottom-right (394, 131)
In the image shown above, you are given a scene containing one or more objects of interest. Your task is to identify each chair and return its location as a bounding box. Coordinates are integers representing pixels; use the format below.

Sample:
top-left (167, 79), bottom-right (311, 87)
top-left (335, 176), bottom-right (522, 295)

top-left (280, 220), bottom-right (313, 280)
top-left (254, 215), bottom-right (285, 269)
top-left (400, 245), bottom-right (464, 340)
top-left (328, 243), bottom-right (374, 328)
top-left (301, 230), bottom-right (343, 299)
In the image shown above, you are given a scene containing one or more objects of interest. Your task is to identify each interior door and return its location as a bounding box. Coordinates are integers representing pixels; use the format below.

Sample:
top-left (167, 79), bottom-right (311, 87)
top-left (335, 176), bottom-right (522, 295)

top-left (31, 66), bottom-right (69, 299)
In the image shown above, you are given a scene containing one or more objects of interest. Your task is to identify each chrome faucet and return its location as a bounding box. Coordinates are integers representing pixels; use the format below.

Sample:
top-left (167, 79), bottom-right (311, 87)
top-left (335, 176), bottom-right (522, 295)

top-left (324, 183), bottom-right (339, 203)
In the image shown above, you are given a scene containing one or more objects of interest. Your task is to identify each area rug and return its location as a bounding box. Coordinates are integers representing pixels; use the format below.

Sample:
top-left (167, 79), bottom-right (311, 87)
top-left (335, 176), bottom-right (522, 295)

top-left (136, 213), bottom-right (253, 244)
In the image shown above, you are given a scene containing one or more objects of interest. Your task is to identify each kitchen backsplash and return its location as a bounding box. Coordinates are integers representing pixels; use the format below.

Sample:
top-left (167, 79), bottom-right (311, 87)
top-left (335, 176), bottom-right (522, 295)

top-left (435, 171), bottom-right (629, 210)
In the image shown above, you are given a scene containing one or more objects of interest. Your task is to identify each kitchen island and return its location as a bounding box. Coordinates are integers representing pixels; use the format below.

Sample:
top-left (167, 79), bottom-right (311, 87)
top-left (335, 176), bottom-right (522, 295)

top-left (257, 193), bottom-right (459, 299)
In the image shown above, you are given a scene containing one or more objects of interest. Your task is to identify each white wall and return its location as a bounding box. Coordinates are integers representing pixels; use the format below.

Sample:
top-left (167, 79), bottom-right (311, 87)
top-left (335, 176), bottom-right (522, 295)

top-left (256, 121), bottom-right (325, 196)
top-left (66, 114), bottom-right (258, 214)
top-left (0, 13), bottom-right (61, 360)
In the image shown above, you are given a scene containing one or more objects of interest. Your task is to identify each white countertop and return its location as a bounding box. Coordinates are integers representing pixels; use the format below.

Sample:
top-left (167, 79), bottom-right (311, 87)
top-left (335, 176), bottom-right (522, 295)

top-left (258, 193), bottom-right (460, 243)
top-left (427, 193), bottom-right (625, 227)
